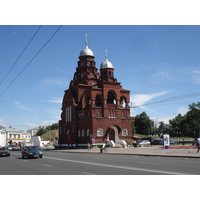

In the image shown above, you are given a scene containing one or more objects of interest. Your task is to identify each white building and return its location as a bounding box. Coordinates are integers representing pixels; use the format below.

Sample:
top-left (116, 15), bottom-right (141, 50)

top-left (30, 136), bottom-right (49, 147)
top-left (0, 126), bottom-right (6, 146)
top-left (27, 127), bottom-right (40, 136)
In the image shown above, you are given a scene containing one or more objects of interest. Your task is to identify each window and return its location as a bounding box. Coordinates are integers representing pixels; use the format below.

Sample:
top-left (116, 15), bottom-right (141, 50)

top-left (97, 128), bottom-right (103, 137)
top-left (95, 94), bottom-right (102, 107)
top-left (107, 90), bottom-right (116, 104)
top-left (87, 129), bottom-right (90, 137)
top-left (66, 106), bottom-right (72, 122)
top-left (78, 130), bottom-right (81, 137)
top-left (120, 96), bottom-right (127, 108)
top-left (82, 130), bottom-right (85, 137)
top-left (122, 129), bottom-right (128, 136)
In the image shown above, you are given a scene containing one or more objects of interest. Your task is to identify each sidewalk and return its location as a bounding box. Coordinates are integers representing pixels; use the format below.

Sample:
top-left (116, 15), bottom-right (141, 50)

top-left (54, 145), bottom-right (200, 158)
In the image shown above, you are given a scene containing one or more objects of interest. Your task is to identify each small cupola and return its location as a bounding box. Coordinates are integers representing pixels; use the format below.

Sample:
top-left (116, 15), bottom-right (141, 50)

top-left (100, 50), bottom-right (115, 81)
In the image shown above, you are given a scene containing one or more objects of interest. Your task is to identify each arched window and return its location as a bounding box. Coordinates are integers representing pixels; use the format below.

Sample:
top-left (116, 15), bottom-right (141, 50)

top-left (113, 111), bottom-right (116, 118)
top-left (95, 94), bottom-right (102, 107)
top-left (87, 129), bottom-right (90, 137)
top-left (122, 129), bottom-right (128, 136)
top-left (107, 90), bottom-right (116, 104)
top-left (78, 130), bottom-right (81, 137)
top-left (120, 96), bottom-right (127, 108)
top-left (97, 128), bottom-right (103, 136)
top-left (81, 73), bottom-right (84, 78)
top-left (82, 130), bottom-right (85, 137)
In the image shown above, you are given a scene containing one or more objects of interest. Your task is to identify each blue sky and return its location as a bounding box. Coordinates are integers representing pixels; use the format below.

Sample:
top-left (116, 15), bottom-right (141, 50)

top-left (1, 25), bottom-right (200, 130)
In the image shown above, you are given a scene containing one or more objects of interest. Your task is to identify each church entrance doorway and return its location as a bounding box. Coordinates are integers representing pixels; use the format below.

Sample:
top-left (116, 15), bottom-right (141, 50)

top-left (107, 125), bottom-right (120, 143)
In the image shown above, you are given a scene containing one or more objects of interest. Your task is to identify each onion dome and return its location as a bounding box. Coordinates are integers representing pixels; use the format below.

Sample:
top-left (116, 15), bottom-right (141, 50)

top-left (80, 44), bottom-right (94, 57)
top-left (100, 57), bottom-right (113, 69)
top-left (79, 34), bottom-right (94, 57)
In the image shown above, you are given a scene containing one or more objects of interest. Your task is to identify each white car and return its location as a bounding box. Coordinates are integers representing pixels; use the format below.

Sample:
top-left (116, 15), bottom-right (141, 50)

top-left (138, 140), bottom-right (151, 145)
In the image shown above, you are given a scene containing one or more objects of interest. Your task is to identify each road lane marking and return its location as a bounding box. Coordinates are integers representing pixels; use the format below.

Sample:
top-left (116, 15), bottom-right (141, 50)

top-left (81, 172), bottom-right (96, 175)
top-left (137, 162), bottom-right (156, 165)
top-left (43, 164), bottom-right (52, 167)
top-left (44, 156), bottom-right (192, 175)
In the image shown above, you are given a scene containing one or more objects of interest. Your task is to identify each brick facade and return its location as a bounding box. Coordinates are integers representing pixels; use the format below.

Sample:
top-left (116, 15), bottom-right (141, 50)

top-left (59, 43), bottom-right (132, 145)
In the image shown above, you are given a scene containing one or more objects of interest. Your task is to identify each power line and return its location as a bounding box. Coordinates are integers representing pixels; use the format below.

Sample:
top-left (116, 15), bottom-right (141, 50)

top-left (130, 92), bottom-right (200, 108)
top-left (0, 25), bottom-right (42, 86)
top-left (0, 25), bottom-right (63, 97)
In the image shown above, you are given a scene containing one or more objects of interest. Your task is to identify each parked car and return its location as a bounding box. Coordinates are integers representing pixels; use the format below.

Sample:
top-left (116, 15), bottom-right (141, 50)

top-left (7, 145), bottom-right (13, 150)
top-left (12, 145), bottom-right (21, 151)
top-left (170, 139), bottom-right (178, 144)
top-left (0, 146), bottom-right (10, 157)
top-left (138, 140), bottom-right (151, 145)
top-left (151, 140), bottom-right (163, 145)
top-left (21, 146), bottom-right (43, 159)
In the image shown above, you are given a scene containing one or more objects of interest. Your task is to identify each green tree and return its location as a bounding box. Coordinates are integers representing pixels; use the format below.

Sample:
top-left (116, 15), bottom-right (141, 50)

top-left (187, 102), bottom-right (200, 137)
top-left (169, 114), bottom-right (184, 137)
top-left (158, 121), bottom-right (171, 136)
top-left (36, 127), bottom-right (46, 136)
top-left (134, 112), bottom-right (153, 135)
top-left (51, 123), bottom-right (58, 130)
top-left (131, 117), bottom-right (136, 136)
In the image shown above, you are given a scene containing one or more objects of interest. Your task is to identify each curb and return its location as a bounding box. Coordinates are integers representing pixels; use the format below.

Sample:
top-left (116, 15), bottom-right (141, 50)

top-left (55, 149), bottom-right (200, 158)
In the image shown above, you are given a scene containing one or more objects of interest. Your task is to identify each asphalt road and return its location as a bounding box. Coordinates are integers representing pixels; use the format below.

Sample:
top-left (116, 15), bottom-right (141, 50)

top-left (1, 150), bottom-right (200, 175)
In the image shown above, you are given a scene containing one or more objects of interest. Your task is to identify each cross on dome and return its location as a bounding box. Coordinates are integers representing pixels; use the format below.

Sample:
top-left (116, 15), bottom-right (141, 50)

top-left (105, 49), bottom-right (108, 59)
top-left (84, 33), bottom-right (89, 47)
top-left (79, 34), bottom-right (94, 57)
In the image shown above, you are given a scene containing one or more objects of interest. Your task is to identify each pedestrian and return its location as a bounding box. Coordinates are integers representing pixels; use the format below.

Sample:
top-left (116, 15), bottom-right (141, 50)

top-left (196, 138), bottom-right (200, 153)
top-left (87, 142), bottom-right (90, 151)
top-left (182, 139), bottom-right (185, 145)
top-left (133, 140), bottom-right (137, 148)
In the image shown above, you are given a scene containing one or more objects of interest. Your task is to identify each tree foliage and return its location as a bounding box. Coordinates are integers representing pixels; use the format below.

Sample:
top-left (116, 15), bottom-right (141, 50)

top-left (169, 102), bottom-right (200, 137)
top-left (131, 102), bottom-right (200, 138)
top-left (36, 123), bottom-right (58, 136)
top-left (133, 112), bottom-right (155, 135)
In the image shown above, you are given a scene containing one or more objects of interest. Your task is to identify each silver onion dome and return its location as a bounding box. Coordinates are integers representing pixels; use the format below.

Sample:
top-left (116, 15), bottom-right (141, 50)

top-left (79, 44), bottom-right (94, 57)
top-left (100, 57), bottom-right (114, 69)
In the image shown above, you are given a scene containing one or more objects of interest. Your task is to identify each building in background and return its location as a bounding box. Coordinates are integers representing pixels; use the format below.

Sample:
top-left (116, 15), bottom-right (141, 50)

top-left (0, 125), bottom-right (6, 146)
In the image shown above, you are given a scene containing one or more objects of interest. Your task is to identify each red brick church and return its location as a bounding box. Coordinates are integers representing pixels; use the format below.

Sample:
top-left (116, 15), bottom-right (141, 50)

top-left (58, 36), bottom-right (132, 146)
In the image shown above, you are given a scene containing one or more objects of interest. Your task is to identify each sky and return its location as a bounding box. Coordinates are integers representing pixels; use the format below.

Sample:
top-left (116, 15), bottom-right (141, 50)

top-left (1, 25), bottom-right (200, 130)
top-left (1, 0), bottom-right (200, 195)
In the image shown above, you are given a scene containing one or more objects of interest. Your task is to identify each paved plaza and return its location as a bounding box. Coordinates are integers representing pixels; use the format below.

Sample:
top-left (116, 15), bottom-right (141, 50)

top-left (56, 145), bottom-right (200, 158)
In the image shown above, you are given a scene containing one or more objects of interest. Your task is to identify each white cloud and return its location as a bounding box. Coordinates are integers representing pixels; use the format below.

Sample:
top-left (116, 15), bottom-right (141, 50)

top-left (42, 78), bottom-right (66, 86)
top-left (36, 78), bottom-right (67, 90)
top-left (46, 98), bottom-right (62, 103)
top-left (188, 69), bottom-right (200, 74)
top-left (130, 91), bottom-right (172, 107)
top-left (177, 106), bottom-right (188, 116)
top-left (14, 102), bottom-right (35, 112)
top-left (187, 69), bottom-right (200, 84)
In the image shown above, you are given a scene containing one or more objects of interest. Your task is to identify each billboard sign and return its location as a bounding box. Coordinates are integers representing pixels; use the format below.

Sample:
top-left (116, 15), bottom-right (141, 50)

top-left (163, 134), bottom-right (170, 146)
